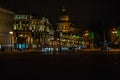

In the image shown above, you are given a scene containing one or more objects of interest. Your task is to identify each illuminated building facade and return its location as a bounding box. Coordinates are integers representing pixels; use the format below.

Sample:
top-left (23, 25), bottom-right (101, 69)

top-left (14, 15), bottom-right (50, 49)
top-left (0, 7), bottom-right (15, 49)
top-left (81, 30), bottom-right (95, 48)
top-left (56, 8), bottom-right (78, 47)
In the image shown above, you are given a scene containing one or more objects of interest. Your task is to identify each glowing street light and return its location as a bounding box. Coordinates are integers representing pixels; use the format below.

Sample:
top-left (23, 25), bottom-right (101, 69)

top-left (112, 28), bottom-right (117, 34)
top-left (112, 28), bottom-right (117, 41)
top-left (111, 28), bottom-right (118, 48)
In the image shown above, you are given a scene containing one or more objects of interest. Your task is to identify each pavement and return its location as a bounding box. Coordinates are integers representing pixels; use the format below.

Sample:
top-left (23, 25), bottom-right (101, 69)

top-left (1, 48), bottom-right (120, 54)
top-left (0, 49), bottom-right (120, 80)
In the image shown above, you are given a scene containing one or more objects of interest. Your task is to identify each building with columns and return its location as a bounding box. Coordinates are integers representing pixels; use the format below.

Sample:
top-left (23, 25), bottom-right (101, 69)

top-left (56, 8), bottom-right (78, 47)
top-left (0, 7), bottom-right (15, 50)
top-left (14, 15), bottom-right (51, 50)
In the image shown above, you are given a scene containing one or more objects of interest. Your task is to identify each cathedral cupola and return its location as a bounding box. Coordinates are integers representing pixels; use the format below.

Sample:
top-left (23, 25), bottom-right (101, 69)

top-left (59, 8), bottom-right (69, 21)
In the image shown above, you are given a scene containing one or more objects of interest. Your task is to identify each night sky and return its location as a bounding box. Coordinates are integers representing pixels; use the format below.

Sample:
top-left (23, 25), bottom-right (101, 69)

top-left (0, 0), bottom-right (120, 24)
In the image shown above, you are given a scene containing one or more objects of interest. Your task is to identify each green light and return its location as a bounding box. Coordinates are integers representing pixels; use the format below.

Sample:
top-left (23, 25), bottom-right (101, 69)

top-left (89, 32), bottom-right (94, 38)
top-left (117, 27), bottom-right (120, 37)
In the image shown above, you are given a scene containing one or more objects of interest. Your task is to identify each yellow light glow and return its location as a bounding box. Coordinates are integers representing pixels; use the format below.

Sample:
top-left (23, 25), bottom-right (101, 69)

top-left (20, 34), bottom-right (23, 37)
top-left (9, 31), bottom-right (13, 35)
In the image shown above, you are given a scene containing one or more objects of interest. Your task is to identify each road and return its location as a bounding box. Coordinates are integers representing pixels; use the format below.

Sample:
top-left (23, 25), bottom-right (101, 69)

top-left (0, 50), bottom-right (120, 80)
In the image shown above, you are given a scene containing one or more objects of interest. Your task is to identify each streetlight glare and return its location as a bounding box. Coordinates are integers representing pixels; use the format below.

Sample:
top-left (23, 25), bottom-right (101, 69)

top-left (112, 28), bottom-right (117, 34)
top-left (9, 31), bottom-right (13, 34)
top-left (115, 31), bottom-right (117, 34)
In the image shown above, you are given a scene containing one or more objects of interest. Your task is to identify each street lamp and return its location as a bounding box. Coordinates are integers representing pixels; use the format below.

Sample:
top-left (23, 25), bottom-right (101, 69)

top-left (112, 28), bottom-right (118, 64)
top-left (111, 28), bottom-right (118, 49)
top-left (112, 28), bottom-right (117, 34)
top-left (9, 31), bottom-right (13, 52)
top-left (112, 28), bottom-right (117, 40)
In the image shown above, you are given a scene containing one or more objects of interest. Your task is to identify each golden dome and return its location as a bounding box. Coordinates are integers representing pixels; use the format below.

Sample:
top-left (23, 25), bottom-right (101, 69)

top-left (60, 15), bottom-right (69, 21)
top-left (59, 8), bottom-right (69, 21)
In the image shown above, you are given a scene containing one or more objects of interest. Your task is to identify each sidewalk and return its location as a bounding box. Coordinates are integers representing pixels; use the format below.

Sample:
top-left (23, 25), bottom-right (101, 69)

top-left (1, 48), bottom-right (120, 55)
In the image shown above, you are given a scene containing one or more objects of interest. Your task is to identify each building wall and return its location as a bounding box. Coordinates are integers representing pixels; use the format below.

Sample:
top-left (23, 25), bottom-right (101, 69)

top-left (56, 8), bottom-right (78, 47)
top-left (14, 15), bottom-right (51, 49)
top-left (0, 7), bottom-right (15, 47)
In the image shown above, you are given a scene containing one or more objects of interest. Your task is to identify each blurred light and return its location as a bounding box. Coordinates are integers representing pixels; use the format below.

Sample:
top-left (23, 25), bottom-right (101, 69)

top-left (9, 31), bottom-right (13, 35)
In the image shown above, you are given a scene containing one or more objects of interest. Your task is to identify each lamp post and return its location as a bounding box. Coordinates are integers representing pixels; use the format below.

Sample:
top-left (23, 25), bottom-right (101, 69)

top-left (112, 28), bottom-right (117, 36)
top-left (112, 28), bottom-right (118, 64)
top-left (112, 28), bottom-right (117, 42)
top-left (112, 28), bottom-right (117, 48)
top-left (9, 31), bottom-right (13, 52)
